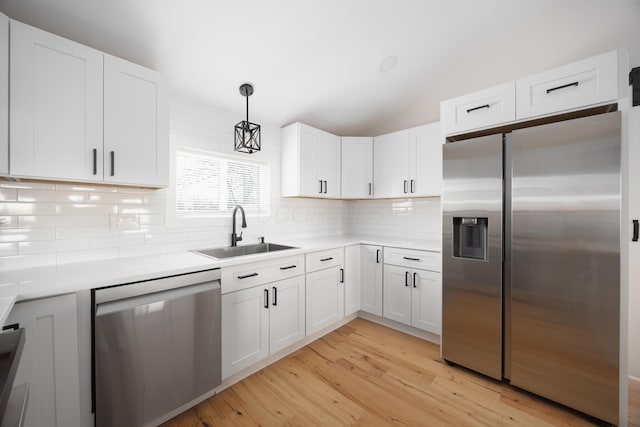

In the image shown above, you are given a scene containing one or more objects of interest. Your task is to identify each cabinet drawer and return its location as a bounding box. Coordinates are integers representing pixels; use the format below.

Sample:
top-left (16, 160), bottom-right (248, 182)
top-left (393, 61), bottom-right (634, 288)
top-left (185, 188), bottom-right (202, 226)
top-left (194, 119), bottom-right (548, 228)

top-left (516, 50), bottom-right (618, 120)
top-left (306, 247), bottom-right (344, 273)
top-left (441, 82), bottom-right (515, 136)
top-left (383, 247), bottom-right (441, 272)
top-left (221, 254), bottom-right (304, 294)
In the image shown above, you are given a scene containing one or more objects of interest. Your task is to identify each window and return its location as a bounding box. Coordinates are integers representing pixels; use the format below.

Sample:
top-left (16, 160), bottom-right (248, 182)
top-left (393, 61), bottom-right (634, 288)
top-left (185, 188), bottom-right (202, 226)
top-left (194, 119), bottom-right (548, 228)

top-left (176, 148), bottom-right (268, 216)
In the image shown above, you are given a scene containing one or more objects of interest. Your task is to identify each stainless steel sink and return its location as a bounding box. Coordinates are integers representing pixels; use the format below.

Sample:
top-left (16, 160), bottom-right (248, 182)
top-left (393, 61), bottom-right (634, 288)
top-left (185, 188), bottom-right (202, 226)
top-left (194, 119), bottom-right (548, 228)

top-left (194, 243), bottom-right (297, 259)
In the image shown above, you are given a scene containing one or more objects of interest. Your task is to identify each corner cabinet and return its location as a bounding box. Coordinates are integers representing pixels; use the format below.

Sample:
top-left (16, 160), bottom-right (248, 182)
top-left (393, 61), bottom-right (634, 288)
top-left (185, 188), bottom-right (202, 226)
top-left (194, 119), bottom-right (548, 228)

top-left (281, 122), bottom-right (341, 198)
top-left (8, 19), bottom-right (169, 187)
top-left (341, 137), bottom-right (373, 198)
top-left (373, 122), bottom-right (442, 198)
top-left (6, 293), bottom-right (82, 427)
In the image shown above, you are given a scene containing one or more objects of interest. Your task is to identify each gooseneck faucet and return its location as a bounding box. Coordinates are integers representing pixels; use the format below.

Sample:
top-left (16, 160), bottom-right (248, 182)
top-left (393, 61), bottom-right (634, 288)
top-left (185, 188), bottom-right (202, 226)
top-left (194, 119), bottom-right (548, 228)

top-left (230, 205), bottom-right (247, 247)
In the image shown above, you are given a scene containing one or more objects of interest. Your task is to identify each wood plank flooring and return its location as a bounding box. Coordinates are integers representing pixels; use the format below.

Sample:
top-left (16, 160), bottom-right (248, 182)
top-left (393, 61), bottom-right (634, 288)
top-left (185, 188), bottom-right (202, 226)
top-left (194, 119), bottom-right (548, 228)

top-left (163, 318), bottom-right (639, 426)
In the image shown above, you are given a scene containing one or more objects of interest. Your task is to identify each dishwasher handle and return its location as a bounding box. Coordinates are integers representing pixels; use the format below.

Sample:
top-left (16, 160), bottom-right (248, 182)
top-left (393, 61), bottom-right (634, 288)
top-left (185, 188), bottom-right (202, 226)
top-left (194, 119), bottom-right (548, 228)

top-left (96, 280), bottom-right (220, 317)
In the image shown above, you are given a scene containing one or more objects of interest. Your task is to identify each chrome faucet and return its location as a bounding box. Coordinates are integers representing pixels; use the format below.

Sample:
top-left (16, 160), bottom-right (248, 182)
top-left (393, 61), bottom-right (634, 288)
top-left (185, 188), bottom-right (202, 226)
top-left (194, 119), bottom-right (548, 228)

top-left (230, 205), bottom-right (247, 247)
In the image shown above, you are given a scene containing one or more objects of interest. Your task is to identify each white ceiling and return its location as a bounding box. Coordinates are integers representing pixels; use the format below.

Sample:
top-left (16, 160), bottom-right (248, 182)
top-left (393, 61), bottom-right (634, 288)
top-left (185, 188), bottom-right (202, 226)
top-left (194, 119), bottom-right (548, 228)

top-left (0, 0), bottom-right (639, 136)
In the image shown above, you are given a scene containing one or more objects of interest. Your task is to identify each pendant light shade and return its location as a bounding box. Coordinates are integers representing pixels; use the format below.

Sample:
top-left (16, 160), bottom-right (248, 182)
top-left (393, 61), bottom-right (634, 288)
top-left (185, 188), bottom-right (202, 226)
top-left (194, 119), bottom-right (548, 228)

top-left (234, 83), bottom-right (261, 154)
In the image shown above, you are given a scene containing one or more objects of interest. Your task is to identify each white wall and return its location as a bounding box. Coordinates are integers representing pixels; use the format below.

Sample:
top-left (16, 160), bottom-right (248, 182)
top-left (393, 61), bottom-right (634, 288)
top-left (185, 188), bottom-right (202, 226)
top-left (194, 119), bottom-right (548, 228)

top-left (0, 95), bottom-right (348, 271)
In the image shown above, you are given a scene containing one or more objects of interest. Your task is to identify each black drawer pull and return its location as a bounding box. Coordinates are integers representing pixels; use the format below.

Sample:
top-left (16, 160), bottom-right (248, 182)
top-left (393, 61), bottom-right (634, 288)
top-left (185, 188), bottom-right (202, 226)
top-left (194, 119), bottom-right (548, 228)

top-left (279, 265), bottom-right (297, 270)
top-left (2, 323), bottom-right (19, 331)
top-left (546, 81), bottom-right (579, 94)
top-left (405, 271), bottom-right (409, 287)
top-left (264, 289), bottom-right (269, 309)
top-left (319, 180), bottom-right (323, 194)
top-left (273, 287), bottom-right (277, 306)
top-left (466, 104), bottom-right (490, 113)
top-left (403, 256), bottom-right (421, 261)
top-left (340, 268), bottom-right (344, 283)
top-left (376, 249), bottom-right (380, 263)
top-left (403, 180), bottom-right (408, 193)
top-left (92, 148), bottom-right (97, 175)
top-left (633, 219), bottom-right (639, 242)
top-left (320, 257), bottom-right (333, 262)
top-left (413, 272), bottom-right (417, 288)
top-left (110, 151), bottom-right (115, 176)
top-left (238, 273), bottom-right (258, 279)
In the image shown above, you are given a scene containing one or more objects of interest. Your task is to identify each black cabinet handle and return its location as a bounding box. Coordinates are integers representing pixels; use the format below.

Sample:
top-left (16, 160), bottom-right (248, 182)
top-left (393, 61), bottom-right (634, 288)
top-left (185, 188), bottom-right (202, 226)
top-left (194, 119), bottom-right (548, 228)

top-left (323, 180), bottom-right (327, 194)
top-left (410, 179), bottom-right (415, 193)
top-left (633, 219), bottom-right (639, 242)
top-left (546, 81), bottom-right (579, 94)
top-left (413, 272), bottom-right (417, 288)
top-left (110, 151), bottom-right (115, 176)
top-left (92, 149), bottom-right (97, 175)
top-left (2, 323), bottom-right (19, 331)
top-left (368, 183), bottom-right (372, 196)
top-left (403, 180), bottom-right (408, 193)
top-left (272, 287), bottom-right (277, 306)
top-left (405, 271), bottom-right (409, 287)
top-left (320, 257), bottom-right (333, 262)
top-left (466, 104), bottom-right (490, 113)
top-left (238, 272), bottom-right (258, 279)
top-left (279, 265), bottom-right (297, 270)
top-left (319, 180), bottom-right (323, 194)
top-left (403, 256), bottom-right (421, 262)
top-left (264, 289), bottom-right (269, 309)
top-left (340, 268), bottom-right (344, 283)
top-left (376, 249), bottom-right (380, 263)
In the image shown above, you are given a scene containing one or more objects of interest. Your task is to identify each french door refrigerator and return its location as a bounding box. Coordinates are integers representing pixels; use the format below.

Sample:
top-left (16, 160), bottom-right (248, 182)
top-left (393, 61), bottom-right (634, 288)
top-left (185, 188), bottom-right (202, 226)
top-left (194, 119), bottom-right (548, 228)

top-left (442, 111), bottom-right (620, 425)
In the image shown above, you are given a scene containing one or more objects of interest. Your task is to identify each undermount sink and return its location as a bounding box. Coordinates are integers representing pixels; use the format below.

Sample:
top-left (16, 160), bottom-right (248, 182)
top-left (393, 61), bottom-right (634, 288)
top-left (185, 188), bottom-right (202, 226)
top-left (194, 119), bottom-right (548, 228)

top-left (194, 243), bottom-right (297, 259)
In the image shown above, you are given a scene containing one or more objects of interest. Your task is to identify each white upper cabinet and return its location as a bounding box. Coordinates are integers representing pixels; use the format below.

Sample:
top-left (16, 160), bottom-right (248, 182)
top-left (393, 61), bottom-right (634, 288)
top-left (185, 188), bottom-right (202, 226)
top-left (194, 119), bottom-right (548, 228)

top-left (0, 13), bottom-right (7, 175)
top-left (441, 82), bottom-right (516, 136)
top-left (7, 19), bottom-right (169, 187)
top-left (281, 122), bottom-right (341, 198)
top-left (104, 55), bottom-right (169, 187)
top-left (341, 137), bottom-right (373, 198)
top-left (410, 123), bottom-right (442, 197)
top-left (373, 129), bottom-right (410, 198)
top-left (373, 122), bottom-right (441, 198)
top-left (515, 50), bottom-right (618, 120)
top-left (9, 19), bottom-right (104, 182)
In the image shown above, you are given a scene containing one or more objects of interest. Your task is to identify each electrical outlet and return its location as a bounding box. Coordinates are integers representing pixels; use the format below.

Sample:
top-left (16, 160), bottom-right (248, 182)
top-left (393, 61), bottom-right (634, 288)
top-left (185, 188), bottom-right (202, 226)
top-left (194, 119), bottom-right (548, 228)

top-left (110, 214), bottom-right (140, 231)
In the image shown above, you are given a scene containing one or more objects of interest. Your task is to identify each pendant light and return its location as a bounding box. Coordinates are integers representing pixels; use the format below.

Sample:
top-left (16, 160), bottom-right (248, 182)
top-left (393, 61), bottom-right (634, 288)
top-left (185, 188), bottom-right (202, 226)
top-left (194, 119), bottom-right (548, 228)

top-left (234, 83), bottom-right (261, 154)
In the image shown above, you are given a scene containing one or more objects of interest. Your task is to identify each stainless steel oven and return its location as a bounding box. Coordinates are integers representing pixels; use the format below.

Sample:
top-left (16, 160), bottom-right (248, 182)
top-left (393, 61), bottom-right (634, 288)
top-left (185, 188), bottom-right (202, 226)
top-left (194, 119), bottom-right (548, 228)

top-left (93, 269), bottom-right (221, 427)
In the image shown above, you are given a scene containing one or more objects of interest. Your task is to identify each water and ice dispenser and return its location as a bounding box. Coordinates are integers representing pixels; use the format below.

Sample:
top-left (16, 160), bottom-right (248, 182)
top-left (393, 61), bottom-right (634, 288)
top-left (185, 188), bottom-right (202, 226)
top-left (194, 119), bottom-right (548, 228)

top-left (453, 217), bottom-right (488, 261)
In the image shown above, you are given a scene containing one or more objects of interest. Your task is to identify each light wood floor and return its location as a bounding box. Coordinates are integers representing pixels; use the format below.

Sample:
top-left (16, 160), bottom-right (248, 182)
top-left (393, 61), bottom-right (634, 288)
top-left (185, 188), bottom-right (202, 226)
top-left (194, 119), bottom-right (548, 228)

top-left (164, 318), bottom-right (639, 426)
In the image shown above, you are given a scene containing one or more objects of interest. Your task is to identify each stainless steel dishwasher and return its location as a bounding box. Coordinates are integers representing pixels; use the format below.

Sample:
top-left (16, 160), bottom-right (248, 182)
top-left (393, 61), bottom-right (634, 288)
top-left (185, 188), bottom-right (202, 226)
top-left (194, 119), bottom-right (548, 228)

top-left (93, 269), bottom-right (221, 427)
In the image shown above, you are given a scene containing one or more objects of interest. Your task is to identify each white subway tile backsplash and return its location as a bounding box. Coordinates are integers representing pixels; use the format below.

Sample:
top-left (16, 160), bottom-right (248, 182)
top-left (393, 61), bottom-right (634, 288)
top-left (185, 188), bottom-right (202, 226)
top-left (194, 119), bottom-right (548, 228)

top-left (90, 235), bottom-right (145, 249)
top-left (0, 243), bottom-right (17, 257)
top-left (18, 215), bottom-right (92, 228)
top-left (88, 192), bottom-right (145, 204)
top-left (55, 183), bottom-right (118, 192)
top-left (0, 228), bottom-right (56, 243)
top-left (0, 189), bottom-right (17, 202)
top-left (56, 227), bottom-right (116, 240)
top-left (0, 202), bottom-right (57, 216)
top-left (56, 203), bottom-right (119, 216)
top-left (119, 204), bottom-right (164, 215)
top-left (18, 189), bottom-right (88, 203)
top-left (0, 216), bottom-right (16, 229)
top-left (18, 239), bottom-right (89, 255)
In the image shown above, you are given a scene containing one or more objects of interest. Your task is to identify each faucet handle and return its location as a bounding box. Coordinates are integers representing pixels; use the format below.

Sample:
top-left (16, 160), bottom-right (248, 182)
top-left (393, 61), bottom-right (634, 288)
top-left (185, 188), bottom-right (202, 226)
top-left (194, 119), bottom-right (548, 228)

top-left (237, 231), bottom-right (243, 242)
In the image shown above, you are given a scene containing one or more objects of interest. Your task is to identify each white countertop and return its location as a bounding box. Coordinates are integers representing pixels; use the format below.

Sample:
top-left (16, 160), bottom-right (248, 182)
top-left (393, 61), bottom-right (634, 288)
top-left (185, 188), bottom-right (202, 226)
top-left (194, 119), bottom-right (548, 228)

top-left (0, 234), bottom-right (440, 323)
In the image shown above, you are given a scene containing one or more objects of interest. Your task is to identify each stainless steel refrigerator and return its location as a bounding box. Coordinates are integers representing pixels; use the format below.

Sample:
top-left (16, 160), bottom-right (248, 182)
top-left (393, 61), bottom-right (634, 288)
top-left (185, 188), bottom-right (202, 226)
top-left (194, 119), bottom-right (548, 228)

top-left (442, 111), bottom-right (620, 425)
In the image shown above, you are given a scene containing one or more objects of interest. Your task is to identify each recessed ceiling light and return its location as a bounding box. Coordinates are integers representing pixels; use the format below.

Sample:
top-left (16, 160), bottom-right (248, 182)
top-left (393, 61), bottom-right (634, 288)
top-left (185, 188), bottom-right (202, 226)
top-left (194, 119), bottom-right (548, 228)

top-left (379, 55), bottom-right (398, 72)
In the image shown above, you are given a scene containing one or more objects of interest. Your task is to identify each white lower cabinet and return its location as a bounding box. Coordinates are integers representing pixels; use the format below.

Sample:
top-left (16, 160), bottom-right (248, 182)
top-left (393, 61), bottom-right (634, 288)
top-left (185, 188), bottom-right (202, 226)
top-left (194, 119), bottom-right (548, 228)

top-left (6, 293), bottom-right (82, 427)
top-left (360, 244), bottom-right (383, 316)
top-left (222, 275), bottom-right (305, 378)
top-left (305, 267), bottom-right (344, 336)
top-left (383, 265), bottom-right (442, 335)
top-left (344, 245), bottom-right (361, 316)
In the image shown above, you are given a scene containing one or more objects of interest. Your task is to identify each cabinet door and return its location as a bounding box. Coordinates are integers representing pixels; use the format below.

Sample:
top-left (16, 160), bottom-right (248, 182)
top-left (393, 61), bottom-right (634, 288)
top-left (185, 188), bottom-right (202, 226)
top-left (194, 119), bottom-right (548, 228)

top-left (221, 286), bottom-right (269, 378)
top-left (298, 125), bottom-right (322, 197)
top-left (10, 20), bottom-right (103, 181)
top-left (373, 129), bottom-right (410, 198)
top-left (318, 131), bottom-right (341, 198)
top-left (269, 276), bottom-right (305, 354)
top-left (410, 123), bottom-right (442, 197)
top-left (104, 55), bottom-right (169, 187)
top-left (306, 267), bottom-right (344, 335)
top-left (341, 137), bottom-right (373, 198)
top-left (411, 269), bottom-right (442, 334)
top-left (360, 245), bottom-right (383, 316)
top-left (515, 50), bottom-right (618, 120)
top-left (383, 264), bottom-right (412, 326)
top-left (344, 245), bottom-right (361, 316)
top-left (0, 13), bottom-right (7, 175)
top-left (6, 293), bottom-right (82, 427)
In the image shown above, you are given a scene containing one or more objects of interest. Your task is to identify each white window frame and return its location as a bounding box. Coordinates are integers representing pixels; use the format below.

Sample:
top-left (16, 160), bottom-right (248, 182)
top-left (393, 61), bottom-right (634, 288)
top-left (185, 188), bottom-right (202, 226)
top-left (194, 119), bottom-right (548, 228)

top-left (166, 147), bottom-right (270, 228)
